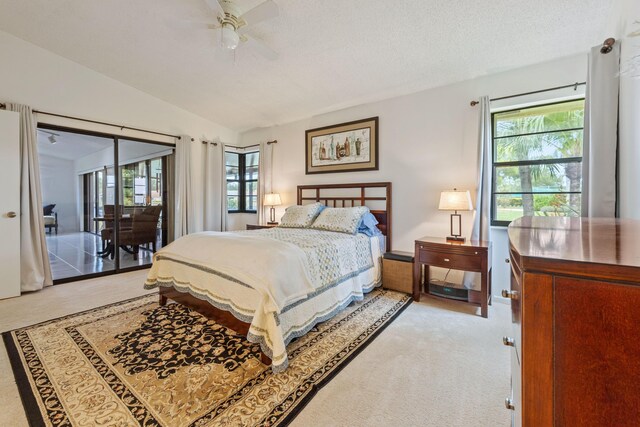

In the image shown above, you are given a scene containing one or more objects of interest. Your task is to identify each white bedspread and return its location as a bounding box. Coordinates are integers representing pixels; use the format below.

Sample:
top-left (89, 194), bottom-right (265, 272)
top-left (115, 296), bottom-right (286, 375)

top-left (145, 228), bottom-right (383, 372)
top-left (153, 232), bottom-right (316, 313)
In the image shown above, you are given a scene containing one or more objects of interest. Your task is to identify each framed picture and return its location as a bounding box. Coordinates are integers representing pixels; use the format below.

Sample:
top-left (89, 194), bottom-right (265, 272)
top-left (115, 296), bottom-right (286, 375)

top-left (305, 117), bottom-right (378, 174)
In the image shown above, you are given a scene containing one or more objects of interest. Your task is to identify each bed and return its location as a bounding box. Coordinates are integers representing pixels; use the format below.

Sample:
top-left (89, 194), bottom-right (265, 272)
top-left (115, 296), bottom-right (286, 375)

top-left (144, 182), bottom-right (392, 372)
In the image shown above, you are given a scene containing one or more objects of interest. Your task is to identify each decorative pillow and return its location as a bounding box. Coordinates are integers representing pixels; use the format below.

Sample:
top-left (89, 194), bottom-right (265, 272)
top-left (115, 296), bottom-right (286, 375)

top-left (279, 202), bottom-right (325, 228)
top-left (358, 212), bottom-right (383, 237)
top-left (310, 206), bottom-right (370, 234)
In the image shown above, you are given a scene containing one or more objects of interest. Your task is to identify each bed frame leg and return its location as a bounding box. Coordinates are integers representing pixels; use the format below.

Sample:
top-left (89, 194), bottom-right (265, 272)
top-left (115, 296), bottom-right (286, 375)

top-left (260, 352), bottom-right (271, 366)
top-left (159, 293), bottom-right (168, 306)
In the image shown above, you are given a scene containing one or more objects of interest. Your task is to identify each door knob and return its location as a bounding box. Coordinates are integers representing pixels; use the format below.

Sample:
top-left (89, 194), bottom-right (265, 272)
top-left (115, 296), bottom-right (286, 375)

top-left (503, 336), bottom-right (515, 347)
top-left (501, 289), bottom-right (519, 300)
top-left (505, 398), bottom-right (515, 410)
top-left (6, 211), bottom-right (16, 218)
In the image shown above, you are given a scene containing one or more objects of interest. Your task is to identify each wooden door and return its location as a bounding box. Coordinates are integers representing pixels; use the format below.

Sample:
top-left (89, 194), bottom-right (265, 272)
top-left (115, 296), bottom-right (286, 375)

top-left (0, 110), bottom-right (21, 299)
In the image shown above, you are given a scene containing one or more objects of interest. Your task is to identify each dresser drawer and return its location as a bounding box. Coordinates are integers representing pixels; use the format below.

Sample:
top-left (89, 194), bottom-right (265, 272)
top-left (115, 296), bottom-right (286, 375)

top-left (418, 250), bottom-right (482, 271)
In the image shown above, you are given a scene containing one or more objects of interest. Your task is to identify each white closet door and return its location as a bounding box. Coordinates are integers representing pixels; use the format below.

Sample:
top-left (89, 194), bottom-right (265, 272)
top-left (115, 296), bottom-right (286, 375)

top-left (0, 110), bottom-right (20, 299)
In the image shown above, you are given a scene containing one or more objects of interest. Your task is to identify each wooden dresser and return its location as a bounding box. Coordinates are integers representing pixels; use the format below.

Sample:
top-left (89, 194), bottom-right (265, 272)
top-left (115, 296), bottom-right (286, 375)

top-left (506, 217), bottom-right (640, 427)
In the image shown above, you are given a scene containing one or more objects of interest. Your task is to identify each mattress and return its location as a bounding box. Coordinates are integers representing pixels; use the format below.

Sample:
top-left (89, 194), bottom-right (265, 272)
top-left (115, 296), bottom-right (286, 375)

top-left (144, 228), bottom-right (384, 372)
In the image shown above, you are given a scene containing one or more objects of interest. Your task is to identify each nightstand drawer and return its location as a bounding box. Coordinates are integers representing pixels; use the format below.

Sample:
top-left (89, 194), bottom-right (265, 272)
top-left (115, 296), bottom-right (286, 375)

top-left (418, 250), bottom-right (482, 271)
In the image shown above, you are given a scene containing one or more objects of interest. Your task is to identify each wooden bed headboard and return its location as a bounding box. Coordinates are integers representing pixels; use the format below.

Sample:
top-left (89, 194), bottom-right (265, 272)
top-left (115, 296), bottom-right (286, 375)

top-left (297, 182), bottom-right (392, 252)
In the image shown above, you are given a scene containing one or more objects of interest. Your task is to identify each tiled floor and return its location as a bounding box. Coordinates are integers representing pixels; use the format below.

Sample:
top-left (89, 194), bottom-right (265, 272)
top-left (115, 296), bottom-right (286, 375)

top-left (46, 232), bottom-right (158, 280)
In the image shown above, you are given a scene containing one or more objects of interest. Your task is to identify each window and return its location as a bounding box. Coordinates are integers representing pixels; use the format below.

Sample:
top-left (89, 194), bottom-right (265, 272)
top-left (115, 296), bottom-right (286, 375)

top-left (226, 151), bottom-right (259, 213)
top-left (119, 158), bottom-right (164, 206)
top-left (492, 99), bottom-right (584, 226)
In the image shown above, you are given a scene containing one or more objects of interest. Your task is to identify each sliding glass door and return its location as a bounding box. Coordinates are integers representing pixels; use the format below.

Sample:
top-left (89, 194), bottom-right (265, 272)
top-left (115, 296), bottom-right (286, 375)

top-left (116, 139), bottom-right (171, 269)
top-left (38, 129), bottom-right (117, 281)
top-left (38, 125), bottom-right (173, 283)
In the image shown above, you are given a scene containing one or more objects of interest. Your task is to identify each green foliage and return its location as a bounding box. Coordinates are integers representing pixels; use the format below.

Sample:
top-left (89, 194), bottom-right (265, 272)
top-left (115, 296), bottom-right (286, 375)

top-left (534, 194), bottom-right (555, 211)
top-left (496, 196), bottom-right (522, 208)
top-left (494, 100), bottom-right (584, 218)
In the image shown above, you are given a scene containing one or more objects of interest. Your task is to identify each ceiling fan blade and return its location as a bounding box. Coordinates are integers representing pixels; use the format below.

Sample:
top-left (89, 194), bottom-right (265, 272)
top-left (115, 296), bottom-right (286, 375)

top-left (168, 18), bottom-right (219, 31)
top-left (203, 0), bottom-right (225, 17)
top-left (243, 34), bottom-right (279, 60)
top-left (240, 0), bottom-right (279, 26)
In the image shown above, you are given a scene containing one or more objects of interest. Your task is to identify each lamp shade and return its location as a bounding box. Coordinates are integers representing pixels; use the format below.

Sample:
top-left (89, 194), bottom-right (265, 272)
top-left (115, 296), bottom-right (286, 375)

top-left (263, 193), bottom-right (282, 206)
top-left (439, 190), bottom-right (473, 211)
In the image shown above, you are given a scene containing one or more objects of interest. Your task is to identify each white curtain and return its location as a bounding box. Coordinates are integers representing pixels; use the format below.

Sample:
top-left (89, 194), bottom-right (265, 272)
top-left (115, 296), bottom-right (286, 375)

top-left (463, 96), bottom-right (492, 290)
top-left (8, 103), bottom-right (53, 292)
top-left (174, 135), bottom-right (193, 239)
top-left (257, 142), bottom-right (274, 224)
top-left (203, 140), bottom-right (227, 231)
top-left (220, 142), bottom-right (227, 231)
top-left (166, 153), bottom-right (176, 243)
top-left (582, 43), bottom-right (621, 217)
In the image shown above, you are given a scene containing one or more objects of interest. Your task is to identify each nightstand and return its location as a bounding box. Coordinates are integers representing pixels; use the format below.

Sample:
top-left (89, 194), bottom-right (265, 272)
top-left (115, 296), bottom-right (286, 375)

top-left (413, 236), bottom-right (492, 318)
top-left (246, 224), bottom-right (278, 230)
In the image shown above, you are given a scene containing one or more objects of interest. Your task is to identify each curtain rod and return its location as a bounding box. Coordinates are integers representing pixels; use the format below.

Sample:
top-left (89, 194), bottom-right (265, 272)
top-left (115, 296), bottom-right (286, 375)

top-left (0, 103), bottom-right (194, 141)
top-left (201, 140), bottom-right (278, 149)
top-left (470, 36), bottom-right (616, 107)
top-left (32, 110), bottom-right (192, 140)
top-left (470, 82), bottom-right (586, 107)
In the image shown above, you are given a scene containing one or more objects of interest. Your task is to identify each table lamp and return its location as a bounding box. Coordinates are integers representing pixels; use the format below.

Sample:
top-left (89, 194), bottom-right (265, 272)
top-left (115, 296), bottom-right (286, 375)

top-left (439, 189), bottom-right (473, 243)
top-left (263, 193), bottom-right (282, 225)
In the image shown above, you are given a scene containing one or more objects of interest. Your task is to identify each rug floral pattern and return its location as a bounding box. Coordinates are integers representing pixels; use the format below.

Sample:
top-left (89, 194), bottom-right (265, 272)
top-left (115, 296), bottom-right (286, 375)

top-left (4, 289), bottom-right (410, 426)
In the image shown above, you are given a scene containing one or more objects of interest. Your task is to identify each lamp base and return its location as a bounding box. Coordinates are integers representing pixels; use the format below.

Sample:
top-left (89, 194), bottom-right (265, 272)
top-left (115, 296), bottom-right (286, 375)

top-left (267, 221), bottom-right (279, 225)
top-left (446, 236), bottom-right (466, 243)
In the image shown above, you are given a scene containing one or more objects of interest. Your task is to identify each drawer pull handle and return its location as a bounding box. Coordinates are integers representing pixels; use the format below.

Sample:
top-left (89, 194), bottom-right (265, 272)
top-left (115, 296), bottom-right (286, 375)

top-left (505, 398), bottom-right (515, 410)
top-left (505, 258), bottom-right (510, 264)
top-left (443, 258), bottom-right (450, 262)
top-left (502, 336), bottom-right (515, 347)
top-left (501, 289), bottom-right (519, 300)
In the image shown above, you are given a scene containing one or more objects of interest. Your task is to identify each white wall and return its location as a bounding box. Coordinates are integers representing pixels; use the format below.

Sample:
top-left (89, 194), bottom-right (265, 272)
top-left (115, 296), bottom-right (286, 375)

top-left (0, 30), bottom-right (238, 231)
top-left (240, 54), bottom-right (588, 301)
top-left (39, 154), bottom-right (78, 233)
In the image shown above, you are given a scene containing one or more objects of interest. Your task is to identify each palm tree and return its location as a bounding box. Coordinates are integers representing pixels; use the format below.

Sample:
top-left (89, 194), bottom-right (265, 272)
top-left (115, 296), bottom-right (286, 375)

top-left (496, 102), bottom-right (584, 217)
top-left (496, 115), bottom-right (558, 216)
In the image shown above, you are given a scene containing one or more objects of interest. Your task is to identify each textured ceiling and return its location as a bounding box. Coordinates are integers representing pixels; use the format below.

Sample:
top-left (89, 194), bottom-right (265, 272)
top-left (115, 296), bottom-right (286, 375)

top-left (0, 0), bottom-right (614, 131)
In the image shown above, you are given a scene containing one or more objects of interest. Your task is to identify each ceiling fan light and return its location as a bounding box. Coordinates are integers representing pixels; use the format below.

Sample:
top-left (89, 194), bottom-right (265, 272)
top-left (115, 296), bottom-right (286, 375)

top-left (220, 23), bottom-right (239, 50)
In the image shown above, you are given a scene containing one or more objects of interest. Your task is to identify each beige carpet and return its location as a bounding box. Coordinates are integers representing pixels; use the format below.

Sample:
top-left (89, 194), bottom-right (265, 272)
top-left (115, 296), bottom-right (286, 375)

top-left (0, 270), bottom-right (511, 426)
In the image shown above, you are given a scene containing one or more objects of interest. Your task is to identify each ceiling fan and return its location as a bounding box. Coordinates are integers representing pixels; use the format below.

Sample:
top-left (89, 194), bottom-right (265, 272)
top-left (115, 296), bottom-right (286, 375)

top-left (194, 0), bottom-right (280, 60)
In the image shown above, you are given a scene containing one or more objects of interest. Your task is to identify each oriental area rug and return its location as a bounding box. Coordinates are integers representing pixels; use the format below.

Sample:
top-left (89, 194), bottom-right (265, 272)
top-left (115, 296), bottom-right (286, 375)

top-left (3, 289), bottom-right (411, 426)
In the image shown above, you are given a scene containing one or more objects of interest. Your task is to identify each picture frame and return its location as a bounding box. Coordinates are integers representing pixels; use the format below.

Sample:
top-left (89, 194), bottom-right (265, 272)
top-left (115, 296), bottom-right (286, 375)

top-left (305, 116), bottom-right (378, 174)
